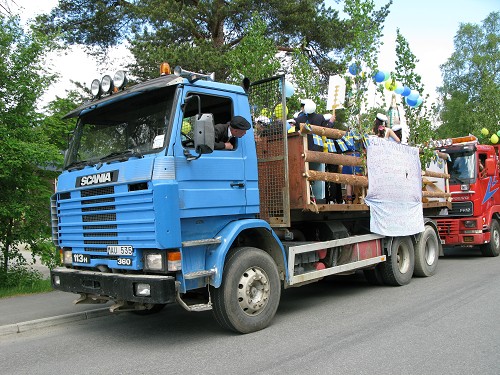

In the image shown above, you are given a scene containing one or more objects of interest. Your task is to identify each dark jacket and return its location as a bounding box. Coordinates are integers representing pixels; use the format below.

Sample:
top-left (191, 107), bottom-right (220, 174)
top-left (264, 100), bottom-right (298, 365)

top-left (214, 122), bottom-right (233, 150)
top-left (294, 113), bottom-right (334, 151)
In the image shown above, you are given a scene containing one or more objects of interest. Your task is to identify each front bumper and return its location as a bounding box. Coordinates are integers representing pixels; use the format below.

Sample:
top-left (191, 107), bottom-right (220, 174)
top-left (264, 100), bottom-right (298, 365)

top-left (51, 267), bottom-right (176, 304)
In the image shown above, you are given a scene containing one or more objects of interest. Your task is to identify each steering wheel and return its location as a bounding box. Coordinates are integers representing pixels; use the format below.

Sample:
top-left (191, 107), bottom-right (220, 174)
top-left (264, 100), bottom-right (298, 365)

top-left (181, 132), bottom-right (194, 148)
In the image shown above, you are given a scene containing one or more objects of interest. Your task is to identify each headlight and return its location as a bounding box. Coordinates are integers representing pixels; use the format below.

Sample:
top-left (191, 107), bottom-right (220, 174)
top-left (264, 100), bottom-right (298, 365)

top-left (90, 79), bottom-right (101, 97)
top-left (145, 253), bottom-right (164, 271)
top-left (101, 75), bottom-right (113, 94)
top-left (63, 250), bottom-right (72, 265)
top-left (464, 220), bottom-right (477, 228)
top-left (113, 70), bottom-right (127, 89)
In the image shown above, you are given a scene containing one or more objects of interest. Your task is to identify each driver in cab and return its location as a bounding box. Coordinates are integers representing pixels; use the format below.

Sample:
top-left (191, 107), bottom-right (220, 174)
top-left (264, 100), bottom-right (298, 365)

top-left (214, 116), bottom-right (251, 150)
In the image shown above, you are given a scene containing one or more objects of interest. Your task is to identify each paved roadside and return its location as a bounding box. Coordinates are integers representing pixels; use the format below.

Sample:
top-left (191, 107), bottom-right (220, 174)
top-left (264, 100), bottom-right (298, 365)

top-left (0, 291), bottom-right (112, 336)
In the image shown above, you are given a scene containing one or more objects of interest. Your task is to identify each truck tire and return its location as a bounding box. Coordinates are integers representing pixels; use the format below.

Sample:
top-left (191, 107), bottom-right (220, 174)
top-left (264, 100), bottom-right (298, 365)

top-left (380, 237), bottom-right (414, 286)
top-left (211, 247), bottom-right (281, 334)
top-left (481, 220), bottom-right (500, 257)
top-left (363, 266), bottom-right (384, 285)
top-left (414, 225), bottom-right (439, 277)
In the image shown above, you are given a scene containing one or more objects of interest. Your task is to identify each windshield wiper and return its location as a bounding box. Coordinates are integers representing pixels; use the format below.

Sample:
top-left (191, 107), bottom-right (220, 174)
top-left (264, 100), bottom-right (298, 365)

top-left (65, 160), bottom-right (92, 171)
top-left (100, 149), bottom-right (143, 163)
top-left (452, 175), bottom-right (468, 185)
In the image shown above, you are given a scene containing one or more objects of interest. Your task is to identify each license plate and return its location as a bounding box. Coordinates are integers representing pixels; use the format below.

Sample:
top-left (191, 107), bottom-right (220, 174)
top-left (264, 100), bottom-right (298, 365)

top-left (107, 245), bottom-right (133, 255)
top-left (117, 258), bottom-right (132, 266)
top-left (73, 253), bottom-right (90, 264)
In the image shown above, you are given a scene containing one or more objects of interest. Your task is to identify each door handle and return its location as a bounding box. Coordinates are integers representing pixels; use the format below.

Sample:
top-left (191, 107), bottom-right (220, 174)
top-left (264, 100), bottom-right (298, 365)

top-left (230, 182), bottom-right (245, 188)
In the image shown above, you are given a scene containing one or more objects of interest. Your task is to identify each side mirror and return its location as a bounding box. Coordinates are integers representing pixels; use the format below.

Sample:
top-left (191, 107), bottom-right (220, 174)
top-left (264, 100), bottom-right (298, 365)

top-left (194, 114), bottom-right (214, 154)
top-left (183, 113), bottom-right (214, 160)
top-left (485, 158), bottom-right (496, 177)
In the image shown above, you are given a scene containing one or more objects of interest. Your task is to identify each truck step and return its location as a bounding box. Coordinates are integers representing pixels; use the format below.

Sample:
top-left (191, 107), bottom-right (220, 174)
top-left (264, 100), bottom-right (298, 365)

top-left (184, 270), bottom-right (215, 279)
top-left (185, 303), bottom-right (213, 312)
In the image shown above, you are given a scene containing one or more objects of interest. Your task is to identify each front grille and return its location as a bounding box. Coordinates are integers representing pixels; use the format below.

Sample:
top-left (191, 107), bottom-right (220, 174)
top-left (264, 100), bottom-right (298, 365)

top-left (82, 205), bottom-right (116, 212)
top-left (81, 186), bottom-right (115, 197)
top-left (54, 183), bottom-right (157, 257)
top-left (437, 220), bottom-right (460, 236)
top-left (83, 213), bottom-right (117, 222)
top-left (84, 239), bottom-right (119, 245)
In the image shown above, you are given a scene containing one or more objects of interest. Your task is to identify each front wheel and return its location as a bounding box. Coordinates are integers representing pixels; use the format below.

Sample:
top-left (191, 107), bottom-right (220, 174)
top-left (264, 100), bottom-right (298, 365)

top-left (481, 219), bottom-right (500, 257)
top-left (380, 237), bottom-right (415, 286)
top-left (211, 247), bottom-right (281, 334)
top-left (414, 225), bottom-right (440, 277)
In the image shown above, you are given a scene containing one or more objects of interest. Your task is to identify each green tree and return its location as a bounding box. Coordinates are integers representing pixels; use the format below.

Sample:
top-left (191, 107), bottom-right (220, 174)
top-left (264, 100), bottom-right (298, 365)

top-left (437, 12), bottom-right (500, 140)
top-left (39, 0), bottom-right (391, 84)
top-left (342, 0), bottom-right (391, 133)
top-left (393, 29), bottom-right (434, 145)
top-left (0, 15), bottom-right (60, 276)
top-left (225, 15), bottom-right (281, 84)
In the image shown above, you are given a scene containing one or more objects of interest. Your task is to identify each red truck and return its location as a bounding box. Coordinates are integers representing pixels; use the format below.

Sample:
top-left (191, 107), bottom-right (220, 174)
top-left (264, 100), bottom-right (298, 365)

top-left (431, 135), bottom-right (500, 257)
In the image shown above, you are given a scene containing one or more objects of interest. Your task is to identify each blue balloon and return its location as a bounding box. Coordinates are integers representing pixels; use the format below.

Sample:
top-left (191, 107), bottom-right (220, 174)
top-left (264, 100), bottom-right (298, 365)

top-left (394, 84), bottom-right (404, 95)
top-left (284, 80), bottom-right (295, 98)
top-left (405, 97), bottom-right (418, 107)
top-left (401, 86), bottom-right (411, 97)
top-left (349, 63), bottom-right (359, 75)
top-left (408, 90), bottom-right (419, 101)
top-left (374, 71), bottom-right (386, 83)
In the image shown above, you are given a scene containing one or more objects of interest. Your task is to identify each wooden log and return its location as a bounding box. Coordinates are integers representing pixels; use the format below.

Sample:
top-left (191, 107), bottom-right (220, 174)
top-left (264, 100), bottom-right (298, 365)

top-left (299, 123), bottom-right (346, 139)
top-left (303, 150), bottom-right (363, 166)
top-left (422, 169), bottom-right (450, 179)
top-left (422, 191), bottom-right (452, 198)
top-left (306, 170), bottom-right (368, 187)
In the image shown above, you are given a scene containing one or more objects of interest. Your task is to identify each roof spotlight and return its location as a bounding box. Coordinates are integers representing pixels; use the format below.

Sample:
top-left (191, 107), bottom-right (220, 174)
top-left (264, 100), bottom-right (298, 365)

top-left (113, 70), bottom-right (127, 90)
top-left (90, 79), bottom-right (102, 98)
top-left (101, 75), bottom-right (113, 94)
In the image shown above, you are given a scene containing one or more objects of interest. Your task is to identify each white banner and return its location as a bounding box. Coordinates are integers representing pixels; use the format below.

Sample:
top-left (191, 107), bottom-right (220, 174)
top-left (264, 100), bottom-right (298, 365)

top-left (364, 137), bottom-right (424, 236)
top-left (327, 75), bottom-right (346, 110)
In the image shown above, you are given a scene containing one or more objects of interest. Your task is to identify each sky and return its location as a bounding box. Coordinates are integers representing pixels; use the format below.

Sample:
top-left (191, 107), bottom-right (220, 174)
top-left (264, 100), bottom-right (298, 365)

top-left (10, 0), bottom-right (500, 108)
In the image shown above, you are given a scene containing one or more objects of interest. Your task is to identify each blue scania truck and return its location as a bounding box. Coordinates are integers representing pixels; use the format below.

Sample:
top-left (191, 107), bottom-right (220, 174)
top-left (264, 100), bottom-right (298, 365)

top-left (50, 65), bottom-right (447, 333)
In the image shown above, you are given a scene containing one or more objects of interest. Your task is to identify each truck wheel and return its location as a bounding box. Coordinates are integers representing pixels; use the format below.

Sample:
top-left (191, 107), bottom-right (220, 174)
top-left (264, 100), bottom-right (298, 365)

top-left (363, 266), bottom-right (384, 285)
top-left (380, 237), bottom-right (414, 286)
top-left (211, 247), bottom-right (281, 334)
top-left (481, 220), bottom-right (500, 257)
top-left (414, 225), bottom-right (439, 277)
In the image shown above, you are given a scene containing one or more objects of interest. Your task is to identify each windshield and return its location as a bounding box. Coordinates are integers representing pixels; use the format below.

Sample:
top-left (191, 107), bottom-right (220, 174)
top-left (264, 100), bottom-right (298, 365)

top-left (65, 86), bottom-right (176, 169)
top-left (447, 150), bottom-right (476, 184)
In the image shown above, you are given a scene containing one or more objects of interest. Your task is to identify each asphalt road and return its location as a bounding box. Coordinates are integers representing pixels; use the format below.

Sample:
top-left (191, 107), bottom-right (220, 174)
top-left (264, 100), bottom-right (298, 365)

top-left (1, 247), bottom-right (499, 375)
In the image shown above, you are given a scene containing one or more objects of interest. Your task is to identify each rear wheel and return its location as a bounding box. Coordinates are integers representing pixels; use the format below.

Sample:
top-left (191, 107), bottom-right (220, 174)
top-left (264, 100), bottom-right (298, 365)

top-left (414, 225), bottom-right (440, 277)
top-left (211, 247), bottom-right (281, 333)
top-left (380, 237), bottom-right (415, 286)
top-left (481, 219), bottom-right (500, 257)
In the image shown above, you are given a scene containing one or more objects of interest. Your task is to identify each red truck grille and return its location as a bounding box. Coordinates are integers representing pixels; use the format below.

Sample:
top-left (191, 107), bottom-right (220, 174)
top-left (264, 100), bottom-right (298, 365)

top-left (437, 220), bottom-right (460, 237)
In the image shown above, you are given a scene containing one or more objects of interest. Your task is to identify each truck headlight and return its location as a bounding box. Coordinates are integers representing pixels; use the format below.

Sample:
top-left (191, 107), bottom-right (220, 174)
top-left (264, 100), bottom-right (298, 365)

top-left (145, 253), bottom-right (164, 271)
top-left (63, 249), bottom-right (73, 265)
top-left (464, 220), bottom-right (477, 228)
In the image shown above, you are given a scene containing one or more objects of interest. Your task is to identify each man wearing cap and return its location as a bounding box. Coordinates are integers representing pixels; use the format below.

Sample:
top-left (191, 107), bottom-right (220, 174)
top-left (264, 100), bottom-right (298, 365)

top-left (214, 115), bottom-right (251, 150)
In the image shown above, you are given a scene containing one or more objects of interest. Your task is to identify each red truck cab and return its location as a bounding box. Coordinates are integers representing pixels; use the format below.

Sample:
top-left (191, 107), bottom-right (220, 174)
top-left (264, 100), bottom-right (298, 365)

top-left (433, 136), bottom-right (500, 256)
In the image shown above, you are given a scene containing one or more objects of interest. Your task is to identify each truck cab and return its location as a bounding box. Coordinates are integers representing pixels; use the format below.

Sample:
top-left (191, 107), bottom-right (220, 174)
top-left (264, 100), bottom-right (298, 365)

top-left (432, 136), bottom-right (500, 256)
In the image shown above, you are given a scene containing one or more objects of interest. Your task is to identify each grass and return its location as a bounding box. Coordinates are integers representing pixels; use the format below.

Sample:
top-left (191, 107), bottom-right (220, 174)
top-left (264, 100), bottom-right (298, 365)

top-left (0, 278), bottom-right (53, 299)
